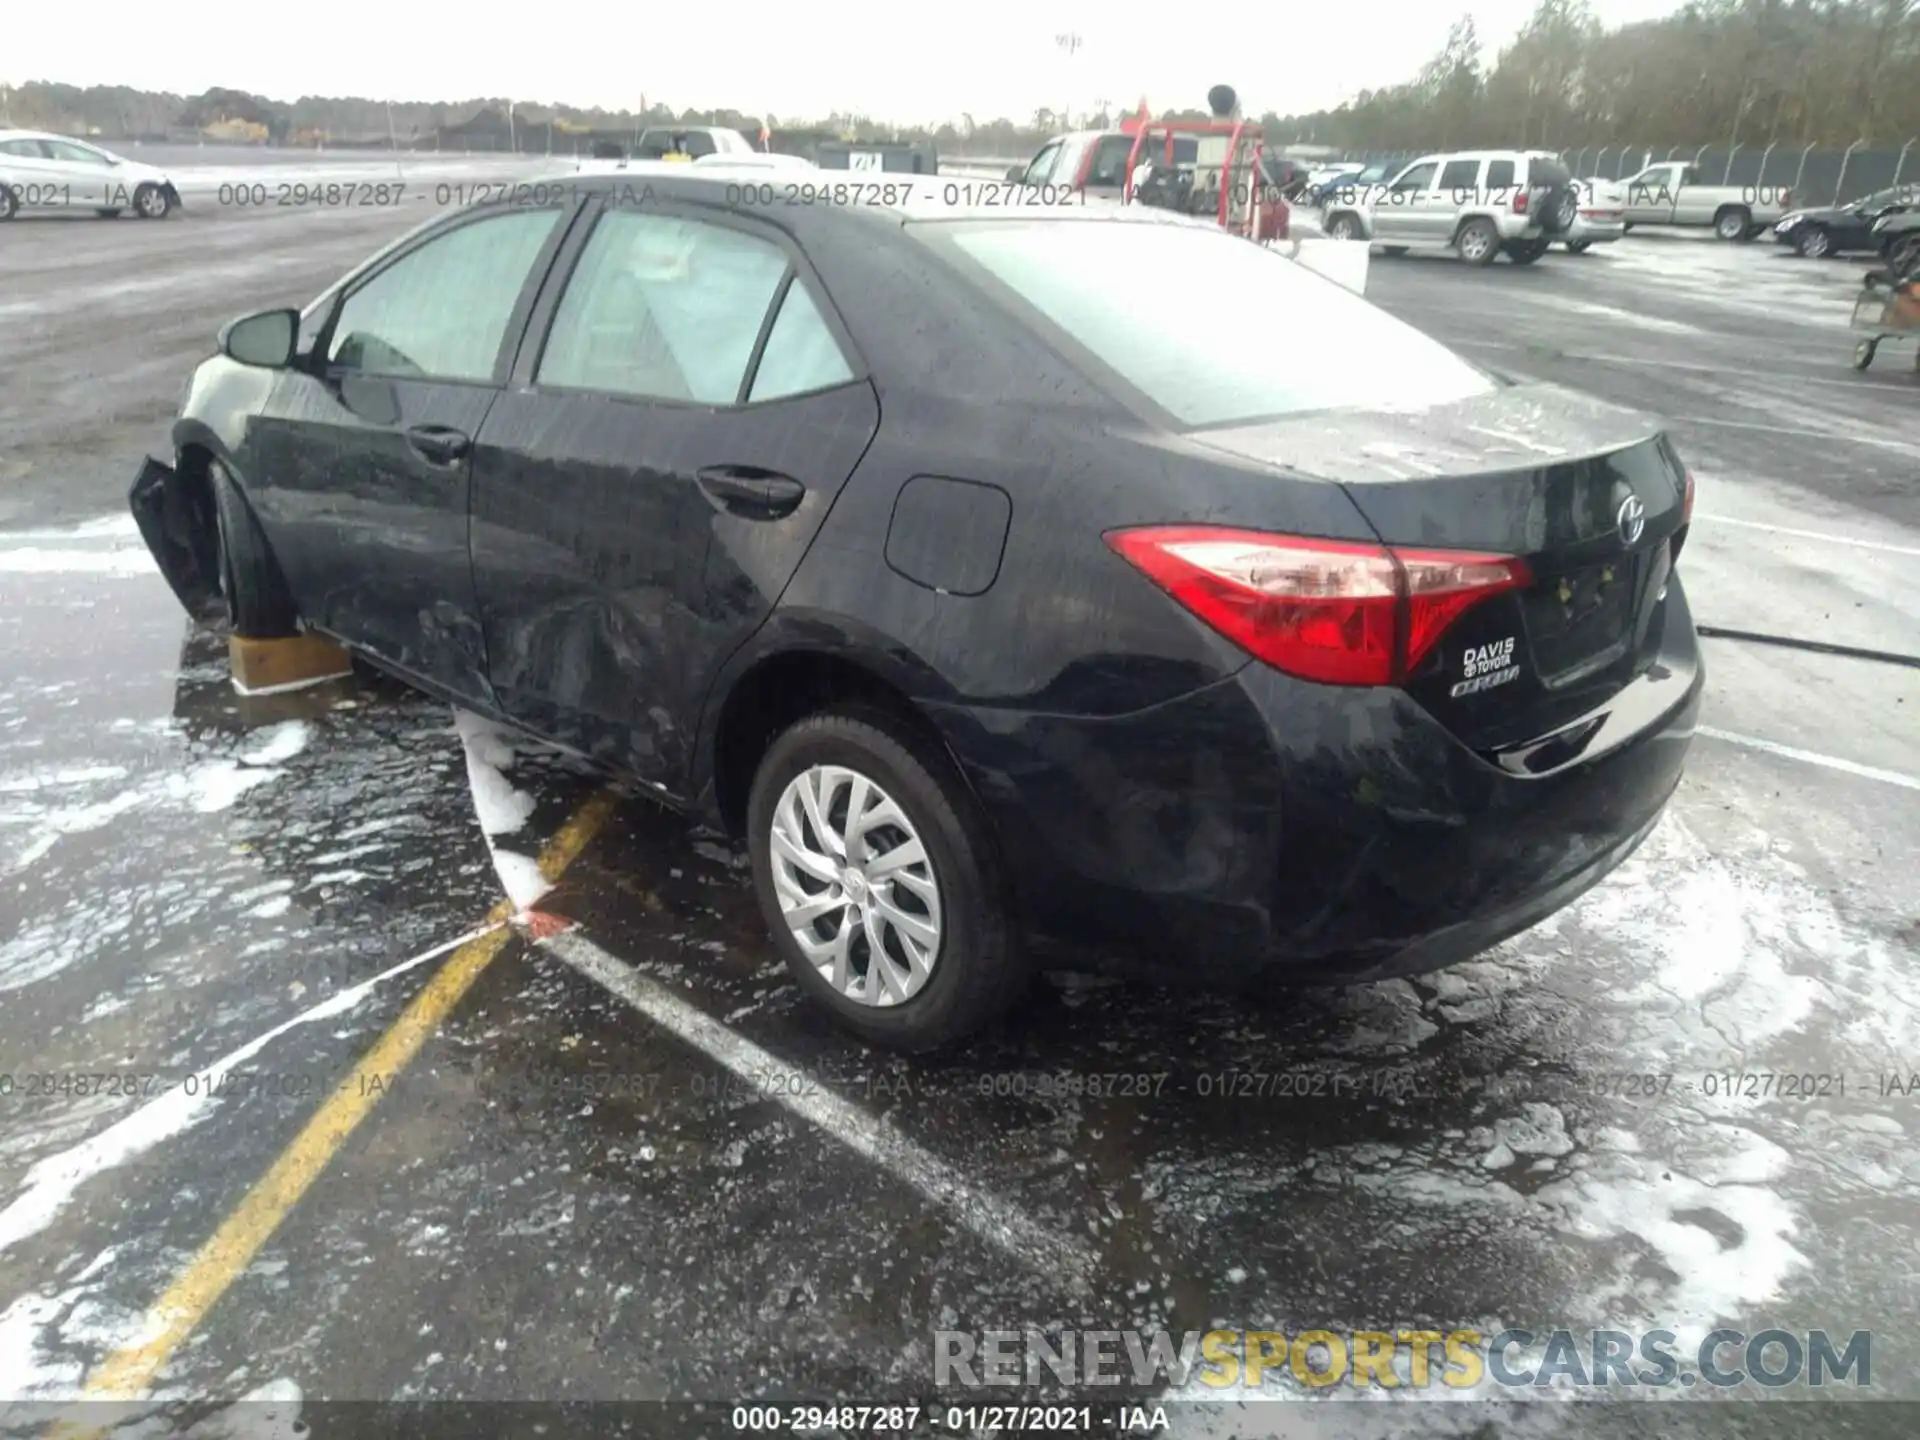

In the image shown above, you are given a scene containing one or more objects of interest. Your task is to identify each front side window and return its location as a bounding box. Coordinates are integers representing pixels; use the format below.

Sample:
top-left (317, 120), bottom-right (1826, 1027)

top-left (1021, 143), bottom-right (1062, 188)
top-left (926, 219), bottom-right (1497, 428)
top-left (537, 211), bottom-right (790, 404)
top-left (1088, 136), bottom-right (1132, 187)
top-left (327, 208), bottom-right (561, 381)
top-left (45, 140), bottom-right (110, 166)
top-left (1391, 162), bottom-right (1438, 192)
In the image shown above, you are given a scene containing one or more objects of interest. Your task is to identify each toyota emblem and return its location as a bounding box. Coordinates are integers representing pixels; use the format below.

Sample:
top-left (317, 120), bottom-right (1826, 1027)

top-left (1616, 494), bottom-right (1646, 546)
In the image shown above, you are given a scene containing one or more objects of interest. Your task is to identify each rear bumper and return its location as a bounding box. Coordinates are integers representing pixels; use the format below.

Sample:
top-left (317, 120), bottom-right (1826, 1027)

top-left (930, 580), bottom-right (1703, 985)
top-left (1569, 216), bottom-right (1626, 243)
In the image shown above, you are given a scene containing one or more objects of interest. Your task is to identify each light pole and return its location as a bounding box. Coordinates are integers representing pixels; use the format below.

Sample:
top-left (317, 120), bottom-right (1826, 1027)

top-left (1055, 32), bottom-right (1081, 130)
top-left (507, 100), bottom-right (517, 154)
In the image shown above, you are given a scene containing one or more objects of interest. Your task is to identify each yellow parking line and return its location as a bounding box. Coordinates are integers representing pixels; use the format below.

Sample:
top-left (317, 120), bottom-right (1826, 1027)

top-left (77, 789), bottom-right (618, 1403)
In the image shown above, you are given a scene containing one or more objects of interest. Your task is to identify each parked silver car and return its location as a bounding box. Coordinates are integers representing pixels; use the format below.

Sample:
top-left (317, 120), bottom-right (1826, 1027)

top-left (1320, 150), bottom-right (1578, 265)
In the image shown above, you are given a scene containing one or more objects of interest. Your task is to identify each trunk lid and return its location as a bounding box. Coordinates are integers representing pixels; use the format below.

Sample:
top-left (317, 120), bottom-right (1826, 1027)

top-left (1189, 383), bottom-right (1691, 748)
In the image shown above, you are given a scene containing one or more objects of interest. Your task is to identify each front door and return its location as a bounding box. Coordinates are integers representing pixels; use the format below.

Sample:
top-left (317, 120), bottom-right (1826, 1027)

top-left (1373, 160), bottom-right (1437, 242)
top-left (469, 199), bottom-right (881, 790)
top-left (238, 202), bottom-right (574, 702)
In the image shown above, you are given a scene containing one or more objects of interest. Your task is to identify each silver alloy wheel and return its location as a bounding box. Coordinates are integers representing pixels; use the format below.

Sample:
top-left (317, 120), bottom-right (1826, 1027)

top-left (1328, 214), bottom-right (1355, 240)
top-left (137, 185), bottom-right (168, 218)
top-left (770, 763), bottom-right (943, 1007)
top-left (1716, 210), bottom-right (1746, 239)
top-left (1801, 227), bottom-right (1829, 258)
top-left (1459, 225), bottom-right (1494, 262)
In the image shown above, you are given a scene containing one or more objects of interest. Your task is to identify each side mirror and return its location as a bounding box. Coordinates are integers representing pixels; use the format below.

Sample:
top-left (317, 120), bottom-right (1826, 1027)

top-left (219, 308), bottom-right (299, 369)
top-left (1005, 165), bottom-right (1026, 183)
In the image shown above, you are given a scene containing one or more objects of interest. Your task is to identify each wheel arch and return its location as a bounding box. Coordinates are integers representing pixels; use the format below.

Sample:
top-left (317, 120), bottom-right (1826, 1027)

top-left (697, 629), bottom-right (979, 841)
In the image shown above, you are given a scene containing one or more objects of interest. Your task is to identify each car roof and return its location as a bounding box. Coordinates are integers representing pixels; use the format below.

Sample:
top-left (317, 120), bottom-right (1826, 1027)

top-left (548, 165), bottom-right (1230, 227)
top-left (0, 129), bottom-right (76, 143)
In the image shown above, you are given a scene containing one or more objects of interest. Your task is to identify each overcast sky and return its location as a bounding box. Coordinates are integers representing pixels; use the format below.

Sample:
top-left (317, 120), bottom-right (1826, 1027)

top-left (8, 0), bottom-right (1690, 123)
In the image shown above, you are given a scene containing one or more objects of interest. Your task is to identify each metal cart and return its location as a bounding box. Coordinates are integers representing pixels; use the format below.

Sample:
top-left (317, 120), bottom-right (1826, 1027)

top-left (1849, 277), bottom-right (1920, 370)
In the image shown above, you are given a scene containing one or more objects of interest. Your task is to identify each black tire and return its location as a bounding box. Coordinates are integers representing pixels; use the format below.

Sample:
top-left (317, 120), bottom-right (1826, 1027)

top-left (1325, 211), bottom-right (1360, 241)
top-left (1714, 205), bottom-right (1752, 241)
top-left (1456, 217), bottom-right (1500, 266)
top-left (1851, 339), bottom-right (1876, 371)
top-left (210, 460), bottom-right (299, 637)
top-left (1381, 245), bottom-right (1408, 256)
top-left (1793, 226), bottom-right (1831, 258)
top-left (1890, 236), bottom-right (1920, 275)
top-left (96, 208), bottom-right (123, 219)
top-left (1621, 221), bottom-right (1634, 232)
top-left (1505, 238), bottom-right (1550, 265)
top-left (746, 708), bottom-right (1024, 1052)
top-left (0, 185), bottom-right (16, 221)
top-left (133, 182), bottom-right (173, 220)
top-left (1564, 238), bottom-right (1592, 254)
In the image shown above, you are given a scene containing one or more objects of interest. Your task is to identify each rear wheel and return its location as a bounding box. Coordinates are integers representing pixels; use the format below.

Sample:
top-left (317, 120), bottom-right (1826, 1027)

top-left (747, 709), bottom-right (1025, 1051)
top-left (1564, 238), bottom-right (1592, 254)
top-left (210, 460), bottom-right (299, 637)
top-left (1456, 218), bottom-right (1500, 266)
top-left (1325, 211), bottom-right (1360, 241)
top-left (1381, 245), bottom-right (1408, 256)
top-left (1505, 238), bottom-right (1550, 264)
top-left (1714, 205), bottom-right (1752, 241)
top-left (1851, 338), bottom-right (1876, 371)
top-left (0, 186), bottom-right (16, 221)
top-left (1794, 226), bottom-right (1831, 258)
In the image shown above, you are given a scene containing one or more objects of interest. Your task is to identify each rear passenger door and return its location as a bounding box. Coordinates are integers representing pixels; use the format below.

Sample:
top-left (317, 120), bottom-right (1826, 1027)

top-left (1083, 134), bottom-right (1134, 201)
top-left (1427, 157), bottom-right (1485, 243)
top-left (468, 197), bottom-right (880, 790)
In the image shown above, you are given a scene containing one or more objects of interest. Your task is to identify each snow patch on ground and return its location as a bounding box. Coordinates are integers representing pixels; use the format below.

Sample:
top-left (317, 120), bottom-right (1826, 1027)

top-left (454, 709), bottom-right (550, 910)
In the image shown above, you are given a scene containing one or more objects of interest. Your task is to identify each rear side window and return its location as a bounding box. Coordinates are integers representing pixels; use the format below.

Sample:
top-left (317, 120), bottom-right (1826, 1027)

top-left (749, 282), bottom-right (854, 401)
top-left (1484, 159), bottom-right (1516, 190)
top-left (327, 209), bottom-right (561, 381)
top-left (928, 219), bottom-right (1496, 427)
top-left (537, 210), bottom-right (789, 404)
top-left (1438, 159), bottom-right (1480, 192)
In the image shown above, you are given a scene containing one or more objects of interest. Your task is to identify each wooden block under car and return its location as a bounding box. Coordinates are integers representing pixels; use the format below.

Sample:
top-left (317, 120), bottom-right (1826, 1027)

top-left (228, 632), bottom-right (353, 696)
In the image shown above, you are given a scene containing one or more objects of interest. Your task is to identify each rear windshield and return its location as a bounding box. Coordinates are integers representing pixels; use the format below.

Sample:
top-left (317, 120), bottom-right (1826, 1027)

top-left (917, 219), bottom-right (1497, 428)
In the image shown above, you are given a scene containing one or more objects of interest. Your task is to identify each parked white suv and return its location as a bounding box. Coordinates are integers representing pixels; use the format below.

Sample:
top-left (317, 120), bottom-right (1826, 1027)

top-left (1320, 149), bottom-right (1578, 265)
top-left (0, 130), bottom-right (180, 220)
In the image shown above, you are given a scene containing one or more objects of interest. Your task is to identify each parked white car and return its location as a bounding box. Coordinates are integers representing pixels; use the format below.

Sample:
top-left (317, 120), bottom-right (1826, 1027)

top-left (0, 130), bottom-right (181, 219)
top-left (1564, 177), bottom-right (1627, 252)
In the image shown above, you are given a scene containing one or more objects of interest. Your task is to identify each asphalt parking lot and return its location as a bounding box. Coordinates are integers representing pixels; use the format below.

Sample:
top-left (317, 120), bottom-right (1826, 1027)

top-left (2, 177), bottom-right (1918, 1440)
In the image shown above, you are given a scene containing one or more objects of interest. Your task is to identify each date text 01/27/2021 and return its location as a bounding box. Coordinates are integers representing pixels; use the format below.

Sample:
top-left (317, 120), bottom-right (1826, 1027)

top-left (728, 1404), bottom-right (1168, 1433)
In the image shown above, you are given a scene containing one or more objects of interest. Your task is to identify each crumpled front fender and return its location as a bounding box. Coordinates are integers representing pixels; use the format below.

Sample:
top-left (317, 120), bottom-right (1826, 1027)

top-left (129, 453), bottom-right (222, 622)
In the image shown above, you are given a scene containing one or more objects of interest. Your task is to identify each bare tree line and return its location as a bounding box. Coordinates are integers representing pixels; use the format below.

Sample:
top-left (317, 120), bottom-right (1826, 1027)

top-left (1270, 0), bottom-right (1920, 152)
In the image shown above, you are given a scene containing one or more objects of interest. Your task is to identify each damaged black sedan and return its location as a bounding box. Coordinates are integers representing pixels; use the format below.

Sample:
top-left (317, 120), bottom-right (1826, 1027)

top-left (132, 170), bottom-right (1703, 1050)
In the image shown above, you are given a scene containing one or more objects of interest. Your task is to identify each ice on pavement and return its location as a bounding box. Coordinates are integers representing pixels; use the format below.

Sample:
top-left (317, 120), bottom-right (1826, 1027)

top-left (454, 708), bottom-right (550, 911)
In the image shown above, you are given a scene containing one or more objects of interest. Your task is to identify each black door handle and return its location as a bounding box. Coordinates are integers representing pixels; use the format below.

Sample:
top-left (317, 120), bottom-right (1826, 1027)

top-left (697, 465), bottom-right (805, 519)
top-left (406, 425), bottom-right (471, 465)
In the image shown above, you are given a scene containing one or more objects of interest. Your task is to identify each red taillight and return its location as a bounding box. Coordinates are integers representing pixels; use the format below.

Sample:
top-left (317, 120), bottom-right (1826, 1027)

top-left (1105, 526), bottom-right (1531, 687)
top-left (1513, 189), bottom-right (1529, 213)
